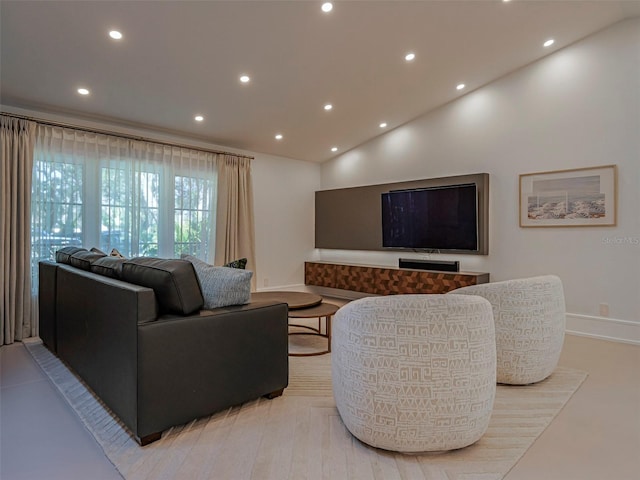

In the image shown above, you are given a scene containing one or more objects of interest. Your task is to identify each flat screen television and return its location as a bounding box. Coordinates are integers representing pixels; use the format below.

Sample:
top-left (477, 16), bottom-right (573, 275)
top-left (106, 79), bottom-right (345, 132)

top-left (381, 183), bottom-right (478, 251)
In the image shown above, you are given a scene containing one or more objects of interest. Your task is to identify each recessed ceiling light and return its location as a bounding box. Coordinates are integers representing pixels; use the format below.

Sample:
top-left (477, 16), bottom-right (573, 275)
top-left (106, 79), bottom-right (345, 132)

top-left (239, 75), bottom-right (250, 83)
top-left (324, 104), bottom-right (333, 111)
top-left (456, 84), bottom-right (466, 90)
top-left (109, 30), bottom-right (123, 40)
top-left (331, 147), bottom-right (338, 152)
top-left (405, 52), bottom-right (416, 62)
top-left (275, 134), bottom-right (283, 140)
top-left (379, 122), bottom-right (387, 128)
top-left (321, 2), bottom-right (333, 13)
top-left (194, 115), bottom-right (204, 122)
top-left (543, 39), bottom-right (555, 47)
top-left (77, 88), bottom-right (90, 95)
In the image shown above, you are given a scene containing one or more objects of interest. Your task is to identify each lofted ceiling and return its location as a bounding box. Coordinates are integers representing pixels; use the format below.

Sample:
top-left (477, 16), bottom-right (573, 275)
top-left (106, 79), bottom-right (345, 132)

top-left (1, 1), bottom-right (639, 163)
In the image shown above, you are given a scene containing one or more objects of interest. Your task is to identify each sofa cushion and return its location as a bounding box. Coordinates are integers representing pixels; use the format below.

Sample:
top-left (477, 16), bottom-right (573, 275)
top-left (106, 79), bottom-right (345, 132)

top-left (55, 246), bottom-right (86, 264)
top-left (70, 250), bottom-right (107, 270)
top-left (121, 257), bottom-right (204, 315)
top-left (91, 256), bottom-right (126, 279)
top-left (182, 254), bottom-right (253, 309)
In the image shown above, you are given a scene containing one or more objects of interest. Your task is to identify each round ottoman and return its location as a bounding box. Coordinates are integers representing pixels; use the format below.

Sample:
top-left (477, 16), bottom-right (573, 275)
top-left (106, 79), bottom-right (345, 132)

top-left (451, 275), bottom-right (566, 385)
top-left (331, 294), bottom-right (496, 453)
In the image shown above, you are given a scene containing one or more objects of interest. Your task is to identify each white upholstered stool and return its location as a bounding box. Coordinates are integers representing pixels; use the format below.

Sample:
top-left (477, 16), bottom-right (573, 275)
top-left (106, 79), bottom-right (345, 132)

top-left (331, 294), bottom-right (496, 453)
top-left (451, 275), bottom-right (566, 385)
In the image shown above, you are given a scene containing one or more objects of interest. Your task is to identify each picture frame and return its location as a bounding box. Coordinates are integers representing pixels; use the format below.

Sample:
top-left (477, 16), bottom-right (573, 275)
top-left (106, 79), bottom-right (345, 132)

top-left (519, 165), bottom-right (617, 227)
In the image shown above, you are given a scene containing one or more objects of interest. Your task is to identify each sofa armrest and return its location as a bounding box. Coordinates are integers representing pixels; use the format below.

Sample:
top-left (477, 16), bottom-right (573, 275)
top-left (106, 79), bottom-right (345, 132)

top-left (38, 261), bottom-right (58, 352)
top-left (136, 301), bottom-right (288, 439)
top-left (54, 264), bottom-right (158, 434)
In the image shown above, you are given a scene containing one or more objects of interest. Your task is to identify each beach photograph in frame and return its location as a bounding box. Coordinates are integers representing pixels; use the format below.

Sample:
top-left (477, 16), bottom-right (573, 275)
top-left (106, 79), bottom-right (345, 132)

top-left (519, 165), bottom-right (617, 227)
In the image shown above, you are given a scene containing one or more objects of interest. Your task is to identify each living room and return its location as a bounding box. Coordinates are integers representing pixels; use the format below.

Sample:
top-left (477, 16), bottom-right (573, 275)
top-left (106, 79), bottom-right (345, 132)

top-left (1, 2), bottom-right (639, 479)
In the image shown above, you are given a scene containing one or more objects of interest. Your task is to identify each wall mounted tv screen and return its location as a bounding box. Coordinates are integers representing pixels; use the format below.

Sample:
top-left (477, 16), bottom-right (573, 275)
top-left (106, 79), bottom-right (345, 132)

top-left (381, 183), bottom-right (478, 251)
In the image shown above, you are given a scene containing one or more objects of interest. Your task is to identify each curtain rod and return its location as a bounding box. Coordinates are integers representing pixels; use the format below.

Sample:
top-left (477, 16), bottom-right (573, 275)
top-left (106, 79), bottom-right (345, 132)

top-left (0, 111), bottom-right (255, 160)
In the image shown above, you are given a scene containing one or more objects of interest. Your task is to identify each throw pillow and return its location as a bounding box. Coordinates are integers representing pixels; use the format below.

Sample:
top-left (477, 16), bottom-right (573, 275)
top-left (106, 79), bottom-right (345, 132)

top-left (182, 254), bottom-right (253, 309)
top-left (110, 248), bottom-right (126, 258)
top-left (90, 247), bottom-right (107, 255)
top-left (223, 257), bottom-right (248, 269)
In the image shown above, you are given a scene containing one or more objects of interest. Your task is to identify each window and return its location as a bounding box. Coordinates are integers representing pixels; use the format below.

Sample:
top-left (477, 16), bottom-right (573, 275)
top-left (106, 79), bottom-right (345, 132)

top-left (174, 174), bottom-right (215, 259)
top-left (31, 158), bottom-right (84, 281)
top-left (31, 126), bottom-right (217, 293)
top-left (100, 165), bottom-right (161, 257)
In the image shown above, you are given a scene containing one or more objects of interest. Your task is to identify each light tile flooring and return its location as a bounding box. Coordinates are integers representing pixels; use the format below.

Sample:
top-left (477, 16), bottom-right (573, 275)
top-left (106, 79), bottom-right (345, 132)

top-left (1, 341), bottom-right (121, 479)
top-left (1, 333), bottom-right (639, 480)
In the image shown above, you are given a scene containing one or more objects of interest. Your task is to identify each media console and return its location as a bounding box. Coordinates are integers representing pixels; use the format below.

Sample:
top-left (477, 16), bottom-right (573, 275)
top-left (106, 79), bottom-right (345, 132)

top-left (304, 261), bottom-right (489, 296)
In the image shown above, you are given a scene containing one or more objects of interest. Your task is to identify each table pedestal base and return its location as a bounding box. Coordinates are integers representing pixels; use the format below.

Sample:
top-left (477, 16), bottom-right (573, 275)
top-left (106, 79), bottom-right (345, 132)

top-left (288, 318), bottom-right (331, 357)
top-left (287, 302), bottom-right (338, 357)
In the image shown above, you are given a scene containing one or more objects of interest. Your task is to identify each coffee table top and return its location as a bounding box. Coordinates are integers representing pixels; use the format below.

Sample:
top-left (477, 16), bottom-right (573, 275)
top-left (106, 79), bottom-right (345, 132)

top-left (287, 302), bottom-right (339, 318)
top-left (251, 291), bottom-right (322, 309)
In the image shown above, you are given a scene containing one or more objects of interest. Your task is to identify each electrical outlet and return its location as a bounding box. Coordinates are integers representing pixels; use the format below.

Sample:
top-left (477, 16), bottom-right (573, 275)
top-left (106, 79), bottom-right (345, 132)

top-left (599, 303), bottom-right (609, 317)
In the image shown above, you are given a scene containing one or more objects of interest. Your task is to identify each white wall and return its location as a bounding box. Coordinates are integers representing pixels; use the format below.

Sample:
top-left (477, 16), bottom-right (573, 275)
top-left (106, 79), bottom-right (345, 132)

top-left (1, 104), bottom-right (320, 293)
top-left (252, 153), bottom-right (320, 290)
top-left (319, 18), bottom-right (640, 343)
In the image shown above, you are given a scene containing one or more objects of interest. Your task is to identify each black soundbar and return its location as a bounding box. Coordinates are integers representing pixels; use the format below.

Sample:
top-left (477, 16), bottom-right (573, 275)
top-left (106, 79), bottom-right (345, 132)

top-left (399, 258), bottom-right (460, 272)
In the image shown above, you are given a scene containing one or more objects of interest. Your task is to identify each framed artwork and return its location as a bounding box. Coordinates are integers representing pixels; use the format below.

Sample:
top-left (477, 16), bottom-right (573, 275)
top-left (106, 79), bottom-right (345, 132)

top-left (519, 165), bottom-right (617, 227)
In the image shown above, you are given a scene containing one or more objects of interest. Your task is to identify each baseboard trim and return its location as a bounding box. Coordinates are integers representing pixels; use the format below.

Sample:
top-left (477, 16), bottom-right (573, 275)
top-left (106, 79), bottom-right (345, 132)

top-left (256, 283), bottom-right (309, 293)
top-left (565, 313), bottom-right (640, 345)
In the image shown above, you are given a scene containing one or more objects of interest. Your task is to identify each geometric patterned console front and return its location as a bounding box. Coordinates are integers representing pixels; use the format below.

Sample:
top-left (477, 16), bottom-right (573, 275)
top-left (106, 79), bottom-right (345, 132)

top-left (305, 261), bottom-right (489, 295)
top-left (332, 294), bottom-right (497, 452)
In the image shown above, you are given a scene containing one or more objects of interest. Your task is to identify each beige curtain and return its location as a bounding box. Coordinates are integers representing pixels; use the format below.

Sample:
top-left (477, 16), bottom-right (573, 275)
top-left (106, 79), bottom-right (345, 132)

top-left (1, 115), bottom-right (36, 345)
top-left (215, 154), bottom-right (256, 289)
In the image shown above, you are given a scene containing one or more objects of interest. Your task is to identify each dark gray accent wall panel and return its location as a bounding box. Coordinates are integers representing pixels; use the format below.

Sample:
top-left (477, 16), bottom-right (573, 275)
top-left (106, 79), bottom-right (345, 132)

top-left (315, 173), bottom-right (489, 254)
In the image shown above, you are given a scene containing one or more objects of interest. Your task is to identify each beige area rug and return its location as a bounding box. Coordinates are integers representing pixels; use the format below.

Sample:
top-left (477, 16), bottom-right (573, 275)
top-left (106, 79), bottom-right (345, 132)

top-left (25, 339), bottom-right (586, 480)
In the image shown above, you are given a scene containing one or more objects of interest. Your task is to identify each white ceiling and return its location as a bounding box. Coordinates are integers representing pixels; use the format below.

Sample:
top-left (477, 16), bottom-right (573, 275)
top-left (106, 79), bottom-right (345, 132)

top-left (2, 1), bottom-right (639, 163)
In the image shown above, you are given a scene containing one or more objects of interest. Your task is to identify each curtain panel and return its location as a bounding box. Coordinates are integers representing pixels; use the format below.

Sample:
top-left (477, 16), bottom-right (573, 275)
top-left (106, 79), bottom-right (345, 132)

top-left (215, 154), bottom-right (257, 289)
top-left (1, 115), bottom-right (36, 345)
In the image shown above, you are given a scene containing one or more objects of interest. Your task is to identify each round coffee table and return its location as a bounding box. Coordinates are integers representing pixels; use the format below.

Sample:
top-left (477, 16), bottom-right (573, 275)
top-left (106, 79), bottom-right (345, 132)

top-left (250, 291), bottom-right (322, 310)
top-left (288, 302), bottom-right (339, 357)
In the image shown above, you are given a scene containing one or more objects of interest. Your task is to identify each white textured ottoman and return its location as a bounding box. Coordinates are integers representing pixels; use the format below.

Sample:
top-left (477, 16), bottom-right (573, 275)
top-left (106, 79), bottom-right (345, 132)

top-left (451, 275), bottom-right (566, 385)
top-left (331, 294), bottom-right (496, 453)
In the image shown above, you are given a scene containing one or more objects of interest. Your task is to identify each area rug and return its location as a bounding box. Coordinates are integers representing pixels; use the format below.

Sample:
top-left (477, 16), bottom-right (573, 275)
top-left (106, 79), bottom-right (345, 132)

top-left (24, 339), bottom-right (586, 480)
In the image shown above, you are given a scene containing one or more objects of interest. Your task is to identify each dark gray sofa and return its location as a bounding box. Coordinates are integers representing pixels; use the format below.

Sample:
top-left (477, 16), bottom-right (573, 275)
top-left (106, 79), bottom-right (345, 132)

top-left (39, 259), bottom-right (288, 445)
